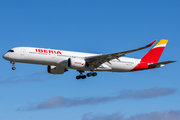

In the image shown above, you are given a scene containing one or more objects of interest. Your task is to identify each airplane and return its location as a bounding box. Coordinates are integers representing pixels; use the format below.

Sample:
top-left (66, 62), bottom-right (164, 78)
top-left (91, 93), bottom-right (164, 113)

top-left (2, 39), bottom-right (176, 79)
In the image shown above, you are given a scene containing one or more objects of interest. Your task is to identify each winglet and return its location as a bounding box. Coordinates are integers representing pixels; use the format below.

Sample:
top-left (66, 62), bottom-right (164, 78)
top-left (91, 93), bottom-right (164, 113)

top-left (146, 40), bottom-right (156, 47)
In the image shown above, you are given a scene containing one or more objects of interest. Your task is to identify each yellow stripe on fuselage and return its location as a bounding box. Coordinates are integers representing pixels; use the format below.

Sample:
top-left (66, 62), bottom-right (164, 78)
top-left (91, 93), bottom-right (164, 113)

top-left (154, 39), bottom-right (168, 47)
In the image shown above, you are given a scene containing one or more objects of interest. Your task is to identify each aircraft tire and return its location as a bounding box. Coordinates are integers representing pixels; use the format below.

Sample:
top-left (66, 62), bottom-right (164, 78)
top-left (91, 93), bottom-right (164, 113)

top-left (92, 72), bottom-right (97, 76)
top-left (82, 75), bottom-right (86, 79)
top-left (12, 67), bottom-right (16, 70)
top-left (76, 76), bottom-right (81, 80)
top-left (87, 73), bottom-right (92, 77)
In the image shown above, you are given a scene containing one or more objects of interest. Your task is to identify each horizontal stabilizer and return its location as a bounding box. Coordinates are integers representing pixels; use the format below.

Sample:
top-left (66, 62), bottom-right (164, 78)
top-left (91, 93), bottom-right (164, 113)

top-left (149, 60), bottom-right (177, 67)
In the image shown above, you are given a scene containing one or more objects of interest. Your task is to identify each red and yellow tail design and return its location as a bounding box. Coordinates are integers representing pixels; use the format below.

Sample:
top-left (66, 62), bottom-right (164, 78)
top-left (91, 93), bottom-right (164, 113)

top-left (131, 39), bottom-right (169, 71)
top-left (141, 39), bottom-right (168, 63)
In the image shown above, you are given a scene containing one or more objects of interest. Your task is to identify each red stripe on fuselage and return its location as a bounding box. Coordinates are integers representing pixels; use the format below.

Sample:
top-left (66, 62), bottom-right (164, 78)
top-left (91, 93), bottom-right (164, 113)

top-left (131, 62), bottom-right (156, 71)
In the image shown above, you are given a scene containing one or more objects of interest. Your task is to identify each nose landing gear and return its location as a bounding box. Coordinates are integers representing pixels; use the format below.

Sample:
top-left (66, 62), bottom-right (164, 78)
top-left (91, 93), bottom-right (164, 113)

top-left (10, 61), bottom-right (16, 70)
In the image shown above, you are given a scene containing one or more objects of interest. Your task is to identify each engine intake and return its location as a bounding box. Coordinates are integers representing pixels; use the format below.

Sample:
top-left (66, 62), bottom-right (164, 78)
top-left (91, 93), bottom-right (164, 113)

top-left (47, 65), bottom-right (66, 74)
top-left (68, 58), bottom-right (86, 69)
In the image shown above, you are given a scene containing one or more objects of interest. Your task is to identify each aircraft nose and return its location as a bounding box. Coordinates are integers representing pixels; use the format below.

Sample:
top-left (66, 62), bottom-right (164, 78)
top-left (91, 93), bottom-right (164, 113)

top-left (2, 53), bottom-right (8, 60)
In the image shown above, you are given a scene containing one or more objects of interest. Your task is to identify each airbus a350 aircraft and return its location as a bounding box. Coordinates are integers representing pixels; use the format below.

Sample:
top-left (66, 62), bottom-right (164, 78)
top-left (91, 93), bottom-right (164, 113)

top-left (2, 39), bottom-right (176, 79)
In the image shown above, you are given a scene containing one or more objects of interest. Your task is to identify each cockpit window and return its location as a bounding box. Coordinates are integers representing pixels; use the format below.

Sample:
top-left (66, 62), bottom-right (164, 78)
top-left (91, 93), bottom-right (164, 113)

top-left (8, 50), bottom-right (14, 52)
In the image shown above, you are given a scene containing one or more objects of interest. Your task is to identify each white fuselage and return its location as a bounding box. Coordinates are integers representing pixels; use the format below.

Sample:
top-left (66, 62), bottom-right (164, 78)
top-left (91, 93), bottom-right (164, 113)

top-left (3, 47), bottom-right (140, 72)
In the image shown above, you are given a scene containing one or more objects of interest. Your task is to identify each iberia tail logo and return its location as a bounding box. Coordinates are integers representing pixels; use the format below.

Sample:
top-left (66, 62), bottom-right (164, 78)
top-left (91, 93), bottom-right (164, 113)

top-left (132, 39), bottom-right (168, 71)
top-left (141, 39), bottom-right (168, 63)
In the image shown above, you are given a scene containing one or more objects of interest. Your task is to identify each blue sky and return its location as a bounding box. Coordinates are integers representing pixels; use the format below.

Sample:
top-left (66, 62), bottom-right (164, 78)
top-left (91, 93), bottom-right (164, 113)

top-left (0, 0), bottom-right (180, 120)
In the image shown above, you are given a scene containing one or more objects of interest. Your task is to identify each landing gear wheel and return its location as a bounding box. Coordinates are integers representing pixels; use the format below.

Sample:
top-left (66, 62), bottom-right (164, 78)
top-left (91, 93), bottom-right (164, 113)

top-left (76, 76), bottom-right (81, 80)
top-left (82, 75), bottom-right (86, 79)
top-left (87, 73), bottom-right (92, 77)
top-left (12, 67), bottom-right (16, 70)
top-left (92, 72), bottom-right (97, 76)
top-left (76, 75), bottom-right (86, 80)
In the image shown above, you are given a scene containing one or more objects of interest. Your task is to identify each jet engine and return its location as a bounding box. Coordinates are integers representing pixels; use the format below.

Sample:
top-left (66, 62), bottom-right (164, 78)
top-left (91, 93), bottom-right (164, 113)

top-left (68, 58), bottom-right (87, 69)
top-left (47, 65), bottom-right (67, 74)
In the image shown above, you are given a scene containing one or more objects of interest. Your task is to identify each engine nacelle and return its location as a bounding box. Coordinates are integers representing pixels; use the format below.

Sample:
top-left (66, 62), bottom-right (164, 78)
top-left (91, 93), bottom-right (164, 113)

top-left (47, 65), bottom-right (66, 74)
top-left (68, 58), bottom-right (86, 69)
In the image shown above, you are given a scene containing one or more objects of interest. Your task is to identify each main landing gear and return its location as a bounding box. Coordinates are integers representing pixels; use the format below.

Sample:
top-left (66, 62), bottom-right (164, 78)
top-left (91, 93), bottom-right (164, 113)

top-left (76, 71), bottom-right (97, 80)
top-left (10, 61), bottom-right (16, 70)
top-left (76, 71), bottom-right (86, 80)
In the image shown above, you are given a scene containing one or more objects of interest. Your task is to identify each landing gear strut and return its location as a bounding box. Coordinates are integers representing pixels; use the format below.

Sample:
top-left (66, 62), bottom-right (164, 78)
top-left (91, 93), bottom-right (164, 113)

top-left (10, 61), bottom-right (16, 70)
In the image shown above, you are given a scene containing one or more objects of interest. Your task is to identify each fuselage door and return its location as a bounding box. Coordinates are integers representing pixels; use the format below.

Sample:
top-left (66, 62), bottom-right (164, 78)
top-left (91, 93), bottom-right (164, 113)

top-left (21, 49), bottom-right (26, 55)
top-left (52, 53), bottom-right (56, 58)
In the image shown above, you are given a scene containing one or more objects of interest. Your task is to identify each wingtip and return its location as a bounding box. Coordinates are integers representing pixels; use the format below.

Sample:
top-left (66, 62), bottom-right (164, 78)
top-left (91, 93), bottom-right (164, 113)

top-left (147, 40), bottom-right (156, 47)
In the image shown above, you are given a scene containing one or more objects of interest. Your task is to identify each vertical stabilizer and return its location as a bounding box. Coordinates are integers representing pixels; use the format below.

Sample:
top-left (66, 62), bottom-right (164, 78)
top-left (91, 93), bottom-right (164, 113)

top-left (141, 39), bottom-right (168, 63)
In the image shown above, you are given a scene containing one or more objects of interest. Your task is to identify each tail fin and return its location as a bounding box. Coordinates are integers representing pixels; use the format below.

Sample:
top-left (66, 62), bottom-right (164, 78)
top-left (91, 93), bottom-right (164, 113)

top-left (141, 39), bottom-right (168, 63)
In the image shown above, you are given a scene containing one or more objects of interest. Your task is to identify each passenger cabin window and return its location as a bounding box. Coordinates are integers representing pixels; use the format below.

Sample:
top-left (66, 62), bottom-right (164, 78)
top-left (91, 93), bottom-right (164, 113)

top-left (8, 50), bottom-right (14, 52)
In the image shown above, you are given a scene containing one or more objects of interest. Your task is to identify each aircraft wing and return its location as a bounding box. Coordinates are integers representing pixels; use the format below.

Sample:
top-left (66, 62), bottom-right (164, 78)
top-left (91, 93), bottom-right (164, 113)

top-left (85, 40), bottom-right (156, 69)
